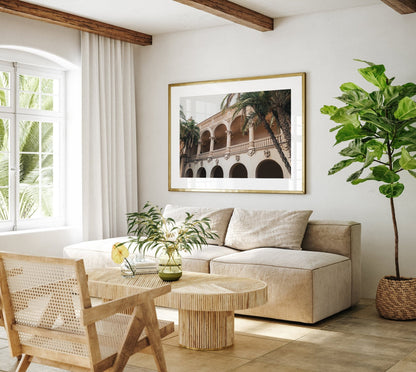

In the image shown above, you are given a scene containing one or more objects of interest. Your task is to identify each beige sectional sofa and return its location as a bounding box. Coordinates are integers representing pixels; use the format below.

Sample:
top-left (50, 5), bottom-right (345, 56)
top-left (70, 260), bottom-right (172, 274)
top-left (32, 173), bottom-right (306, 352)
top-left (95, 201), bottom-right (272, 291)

top-left (63, 205), bottom-right (361, 324)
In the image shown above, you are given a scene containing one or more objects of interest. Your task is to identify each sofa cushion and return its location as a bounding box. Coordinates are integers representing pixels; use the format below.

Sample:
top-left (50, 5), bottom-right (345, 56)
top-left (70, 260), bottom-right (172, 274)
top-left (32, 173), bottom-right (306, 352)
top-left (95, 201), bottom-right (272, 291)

top-left (211, 247), bottom-right (348, 270)
top-left (163, 205), bottom-right (234, 246)
top-left (224, 208), bottom-right (312, 250)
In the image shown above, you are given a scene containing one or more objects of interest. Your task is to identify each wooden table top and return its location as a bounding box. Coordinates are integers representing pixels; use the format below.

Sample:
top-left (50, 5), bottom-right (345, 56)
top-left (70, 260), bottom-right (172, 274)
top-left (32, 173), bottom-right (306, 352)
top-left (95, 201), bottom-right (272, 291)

top-left (88, 268), bottom-right (267, 312)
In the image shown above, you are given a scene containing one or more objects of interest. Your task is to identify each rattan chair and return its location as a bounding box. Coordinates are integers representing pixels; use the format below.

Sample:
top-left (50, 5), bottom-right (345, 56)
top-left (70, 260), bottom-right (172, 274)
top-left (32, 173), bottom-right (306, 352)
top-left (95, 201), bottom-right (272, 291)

top-left (0, 252), bottom-right (174, 372)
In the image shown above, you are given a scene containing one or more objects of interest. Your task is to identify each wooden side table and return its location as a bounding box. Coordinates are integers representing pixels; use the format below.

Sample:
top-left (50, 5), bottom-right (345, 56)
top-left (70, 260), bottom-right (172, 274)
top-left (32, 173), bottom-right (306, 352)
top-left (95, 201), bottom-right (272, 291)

top-left (88, 269), bottom-right (267, 350)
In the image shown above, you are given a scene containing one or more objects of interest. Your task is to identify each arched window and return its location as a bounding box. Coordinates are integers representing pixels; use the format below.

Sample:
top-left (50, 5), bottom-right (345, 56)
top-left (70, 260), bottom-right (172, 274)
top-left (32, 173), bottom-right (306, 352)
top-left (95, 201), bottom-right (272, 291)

top-left (229, 163), bottom-right (248, 178)
top-left (200, 131), bottom-right (210, 153)
top-left (210, 166), bottom-right (224, 178)
top-left (230, 116), bottom-right (247, 146)
top-left (213, 124), bottom-right (227, 150)
top-left (256, 160), bottom-right (283, 178)
top-left (196, 167), bottom-right (206, 178)
top-left (184, 169), bottom-right (193, 178)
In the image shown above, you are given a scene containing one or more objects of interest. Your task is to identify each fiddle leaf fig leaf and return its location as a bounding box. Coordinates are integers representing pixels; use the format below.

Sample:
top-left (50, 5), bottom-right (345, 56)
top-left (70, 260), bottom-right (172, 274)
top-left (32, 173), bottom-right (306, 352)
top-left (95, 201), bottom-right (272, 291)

top-left (340, 82), bottom-right (368, 93)
top-left (379, 183), bottom-right (404, 198)
top-left (330, 107), bottom-right (361, 127)
top-left (339, 139), bottom-right (365, 157)
top-left (399, 147), bottom-right (416, 170)
top-left (354, 59), bottom-right (375, 67)
top-left (371, 165), bottom-right (400, 183)
top-left (394, 97), bottom-right (416, 121)
top-left (358, 64), bottom-right (388, 90)
top-left (328, 159), bottom-right (357, 175)
top-left (335, 124), bottom-right (366, 144)
top-left (409, 170), bottom-right (416, 179)
top-left (347, 169), bottom-right (364, 182)
top-left (320, 105), bottom-right (338, 116)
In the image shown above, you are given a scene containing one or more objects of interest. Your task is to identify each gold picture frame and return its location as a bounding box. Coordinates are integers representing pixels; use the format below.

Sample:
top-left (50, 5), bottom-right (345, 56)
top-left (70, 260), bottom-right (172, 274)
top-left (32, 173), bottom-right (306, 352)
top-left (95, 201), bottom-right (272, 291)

top-left (169, 73), bottom-right (306, 194)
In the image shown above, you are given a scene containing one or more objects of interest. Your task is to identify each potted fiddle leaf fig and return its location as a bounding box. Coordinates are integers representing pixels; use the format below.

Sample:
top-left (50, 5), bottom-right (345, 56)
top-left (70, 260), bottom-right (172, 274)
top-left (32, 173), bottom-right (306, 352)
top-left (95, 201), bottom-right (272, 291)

top-left (119, 202), bottom-right (218, 281)
top-left (321, 59), bottom-right (416, 320)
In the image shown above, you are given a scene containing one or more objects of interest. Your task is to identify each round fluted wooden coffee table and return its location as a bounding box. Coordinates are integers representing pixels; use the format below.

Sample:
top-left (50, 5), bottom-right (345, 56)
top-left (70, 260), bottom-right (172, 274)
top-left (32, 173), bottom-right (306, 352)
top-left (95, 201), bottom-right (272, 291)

top-left (88, 269), bottom-right (267, 350)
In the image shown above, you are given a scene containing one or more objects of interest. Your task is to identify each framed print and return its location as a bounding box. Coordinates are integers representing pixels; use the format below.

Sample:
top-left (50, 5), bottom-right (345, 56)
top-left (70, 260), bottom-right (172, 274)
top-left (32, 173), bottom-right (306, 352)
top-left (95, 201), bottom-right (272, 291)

top-left (168, 73), bottom-right (305, 194)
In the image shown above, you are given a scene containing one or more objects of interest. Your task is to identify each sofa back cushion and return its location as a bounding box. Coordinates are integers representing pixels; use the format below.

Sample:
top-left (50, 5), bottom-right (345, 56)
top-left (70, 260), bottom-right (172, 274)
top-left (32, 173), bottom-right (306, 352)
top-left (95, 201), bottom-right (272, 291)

top-left (162, 205), bottom-right (234, 246)
top-left (224, 208), bottom-right (312, 250)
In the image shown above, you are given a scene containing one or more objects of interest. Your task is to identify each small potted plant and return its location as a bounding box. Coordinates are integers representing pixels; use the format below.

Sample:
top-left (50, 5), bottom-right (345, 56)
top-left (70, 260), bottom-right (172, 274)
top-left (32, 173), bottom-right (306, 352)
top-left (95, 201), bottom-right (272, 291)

top-left (321, 59), bottom-right (416, 320)
top-left (113, 202), bottom-right (218, 281)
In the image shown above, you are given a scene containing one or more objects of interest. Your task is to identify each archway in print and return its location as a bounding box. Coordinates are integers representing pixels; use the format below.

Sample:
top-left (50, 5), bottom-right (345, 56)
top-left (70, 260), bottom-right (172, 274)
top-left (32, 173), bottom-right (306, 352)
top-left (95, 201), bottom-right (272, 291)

top-left (200, 131), bottom-right (210, 153)
top-left (196, 167), bottom-right (207, 178)
top-left (256, 160), bottom-right (283, 178)
top-left (214, 124), bottom-right (227, 150)
top-left (210, 166), bottom-right (224, 178)
top-left (229, 163), bottom-right (248, 178)
top-left (230, 116), bottom-right (247, 146)
top-left (184, 168), bottom-right (193, 178)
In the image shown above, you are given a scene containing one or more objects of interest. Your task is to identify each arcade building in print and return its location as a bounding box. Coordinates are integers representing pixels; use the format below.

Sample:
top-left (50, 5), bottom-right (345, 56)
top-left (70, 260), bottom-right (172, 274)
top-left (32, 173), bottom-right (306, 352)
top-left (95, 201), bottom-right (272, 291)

top-left (179, 92), bottom-right (291, 180)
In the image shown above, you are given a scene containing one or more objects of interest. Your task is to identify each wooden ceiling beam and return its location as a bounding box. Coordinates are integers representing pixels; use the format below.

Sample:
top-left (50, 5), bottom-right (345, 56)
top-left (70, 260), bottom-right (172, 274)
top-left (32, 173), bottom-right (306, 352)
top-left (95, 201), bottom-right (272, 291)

top-left (0, 0), bottom-right (152, 46)
top-left (173, 0), bottom-right (273, 32)
top-left (381, 0), bottom-right (416, 14)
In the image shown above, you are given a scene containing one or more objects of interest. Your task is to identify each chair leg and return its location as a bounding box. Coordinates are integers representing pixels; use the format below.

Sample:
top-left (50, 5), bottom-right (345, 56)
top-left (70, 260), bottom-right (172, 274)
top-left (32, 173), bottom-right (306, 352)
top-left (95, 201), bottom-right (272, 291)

top-left (15, 354), bottom-right (31, 372)
top-left (111, 314), bottom-right (146, 371)
top-left (140, 299), bottom-right (168, 372)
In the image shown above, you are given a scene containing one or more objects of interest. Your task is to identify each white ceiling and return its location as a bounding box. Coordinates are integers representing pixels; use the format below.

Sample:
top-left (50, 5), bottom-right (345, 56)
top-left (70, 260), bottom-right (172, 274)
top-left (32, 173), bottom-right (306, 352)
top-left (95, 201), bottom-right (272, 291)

top-left (25, 0), bottom-right (381, 35)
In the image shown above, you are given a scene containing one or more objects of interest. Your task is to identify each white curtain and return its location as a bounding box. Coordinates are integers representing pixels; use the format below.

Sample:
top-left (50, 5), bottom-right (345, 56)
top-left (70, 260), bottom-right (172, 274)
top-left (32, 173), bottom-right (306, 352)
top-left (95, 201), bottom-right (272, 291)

top-left (81, 32), bottom-right (138, 240)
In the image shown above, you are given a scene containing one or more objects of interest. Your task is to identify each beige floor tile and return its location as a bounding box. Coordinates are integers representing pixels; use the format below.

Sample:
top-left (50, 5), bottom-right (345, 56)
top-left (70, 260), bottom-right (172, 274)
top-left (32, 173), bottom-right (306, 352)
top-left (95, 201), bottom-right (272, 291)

top-left (258, 341), bottom-right (397, 372)
top-left (234, 316), bottom-right (314, 340)
top-left (386, 360), bottom-right (416, 371)
top-left (231, 360), bottom-right (310, 372)
top-left (129, 344), bottom-right (249, 372)
top-left (405, 349), bottom-right (416, 362)
top-left (298, 328), bottom-right (416, 359)
top-left (322, 316), bottom-right (416, 341)
top-left (162, 332), bottom-right (288, 359)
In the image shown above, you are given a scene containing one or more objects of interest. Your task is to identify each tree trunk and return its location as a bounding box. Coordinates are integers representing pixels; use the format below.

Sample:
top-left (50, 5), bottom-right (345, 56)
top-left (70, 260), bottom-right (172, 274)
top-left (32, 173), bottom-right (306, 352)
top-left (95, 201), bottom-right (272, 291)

top-left (258, 113), bottom-right (291, 174)
top-left (271, 108), bottom-right (291, 152)
top-left (390, 197), bottom-right (400, 279)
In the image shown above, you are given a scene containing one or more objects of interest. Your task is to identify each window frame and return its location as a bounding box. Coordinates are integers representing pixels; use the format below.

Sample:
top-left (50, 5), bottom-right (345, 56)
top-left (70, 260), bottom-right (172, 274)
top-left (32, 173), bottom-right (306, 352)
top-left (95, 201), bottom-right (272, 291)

top-left (0, 61), bottom-right (66, 232)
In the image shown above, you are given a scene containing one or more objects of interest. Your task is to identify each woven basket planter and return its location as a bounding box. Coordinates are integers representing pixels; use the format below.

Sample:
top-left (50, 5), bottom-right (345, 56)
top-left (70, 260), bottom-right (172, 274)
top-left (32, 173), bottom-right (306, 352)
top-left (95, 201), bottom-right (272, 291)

top-left (376, 276), bottom-right (416, 320)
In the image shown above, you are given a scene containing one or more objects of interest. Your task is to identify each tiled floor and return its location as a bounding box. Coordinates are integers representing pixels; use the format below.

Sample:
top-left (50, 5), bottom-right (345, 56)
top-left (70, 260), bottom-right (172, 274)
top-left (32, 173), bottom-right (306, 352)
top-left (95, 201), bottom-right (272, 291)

top-left (1, 299), bottom-right (416, 371)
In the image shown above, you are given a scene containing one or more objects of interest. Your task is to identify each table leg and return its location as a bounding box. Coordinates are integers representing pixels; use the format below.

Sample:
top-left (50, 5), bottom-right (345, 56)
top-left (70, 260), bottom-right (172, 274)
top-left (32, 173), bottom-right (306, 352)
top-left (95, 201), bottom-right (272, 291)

top-left (178, 309), bottom-right (234, 350)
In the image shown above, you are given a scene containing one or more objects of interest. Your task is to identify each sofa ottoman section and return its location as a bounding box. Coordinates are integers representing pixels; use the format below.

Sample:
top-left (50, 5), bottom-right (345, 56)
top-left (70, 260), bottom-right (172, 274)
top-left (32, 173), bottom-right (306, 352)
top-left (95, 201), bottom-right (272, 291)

top-left (210, 248), bottom-right (351, 324)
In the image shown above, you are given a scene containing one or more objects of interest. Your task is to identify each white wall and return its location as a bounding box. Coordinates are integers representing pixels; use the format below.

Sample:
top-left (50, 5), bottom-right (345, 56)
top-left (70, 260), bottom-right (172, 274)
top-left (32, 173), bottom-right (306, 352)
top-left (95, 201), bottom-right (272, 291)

top-left (134, 4), bottom-right (416, 298)
top-left (0, 12), bottom-right (82, 256)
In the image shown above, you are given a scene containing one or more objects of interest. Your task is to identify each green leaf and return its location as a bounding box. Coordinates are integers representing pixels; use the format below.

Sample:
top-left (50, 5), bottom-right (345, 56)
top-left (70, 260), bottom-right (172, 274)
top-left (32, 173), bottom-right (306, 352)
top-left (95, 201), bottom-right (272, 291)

top-left (351, 174), bottom-right (376, 185)
top-left (383, 85), bottom-right (402, 106)
top-left (328, 159), bottom-right (357, 175)
top-left (360, 112), bottom-right (394, 134)
top-left (393, 159), bottom-right (401, 172)
top-left (354, 59), bottom-right (375, 67)
top-left (371, 165), bottom-right (400, 183)
top-left (339, 139), bottom-right (365, 157)
top-left (330, 107), bottom-right (361, 127)
top-left (335, 124), bottom-right (366, 144)
top-left (394, 97), bottom-right (416, 121)
top-left (340, 82), bottom-right (367, 93)
top-left (358, 64), bottom-right (388, 90)
top-left (379, 183), bottom-right (404, 198)
top-left (399, 147), bottom-right (416, 170)
top-left (409, 170), bottom-right (416, 178)
top-left (320, 105), bottom-right (338, 116)
top-left (365, 139), bottom-right (385, 158)
top-left (347, 169), bottom-right (364, 182)
top-left (401, 83), bottom-right (416, 98)
top-left (329, 124), bottom-right (343, 132)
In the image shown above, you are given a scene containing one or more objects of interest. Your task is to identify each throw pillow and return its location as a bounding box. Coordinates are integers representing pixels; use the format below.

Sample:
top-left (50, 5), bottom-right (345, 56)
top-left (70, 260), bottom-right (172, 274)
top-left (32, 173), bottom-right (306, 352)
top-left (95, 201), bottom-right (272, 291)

top-left (224, 208), bottom-right (313, 250)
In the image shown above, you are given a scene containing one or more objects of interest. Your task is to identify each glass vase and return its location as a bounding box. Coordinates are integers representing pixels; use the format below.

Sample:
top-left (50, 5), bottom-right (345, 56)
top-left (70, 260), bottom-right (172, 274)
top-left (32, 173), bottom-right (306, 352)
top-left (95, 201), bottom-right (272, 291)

top-left (158, 250), bottom-right (182, 281)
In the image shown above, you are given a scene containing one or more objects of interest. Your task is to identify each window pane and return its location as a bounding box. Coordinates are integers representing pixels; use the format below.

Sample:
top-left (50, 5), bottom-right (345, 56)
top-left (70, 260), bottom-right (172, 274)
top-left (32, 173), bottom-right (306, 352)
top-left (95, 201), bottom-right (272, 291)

top-left (19, 92), bottom-right (40, 109)
top-left (0, 153), bottom-right (8, 187)
top-left (19, 75), bottom-right (39, 92)
top-left (0, 71), bottom-right (10, 89)
top-left (0, 118), bottom-right (9, 152)
top-left (20, 121), bottom-right (39, 152)
top-left (41, 78), bottom-right (54, 94)
top-left (41, 95), bottom-right (54, 111)
top-left (0, 89), bottom-right (10, 107)
top-left (19, 185), bottom-right (38, 219)
top-left (41, 187), bottom-right (53, 217)
top-left (41, 154), bottom-right (53, 185)
top-left (20, 154), bottom-right (39, 185)
top-left (0, 187), bottom-right (8, 220)
top-left (41, 122), bottom-right (53, 153)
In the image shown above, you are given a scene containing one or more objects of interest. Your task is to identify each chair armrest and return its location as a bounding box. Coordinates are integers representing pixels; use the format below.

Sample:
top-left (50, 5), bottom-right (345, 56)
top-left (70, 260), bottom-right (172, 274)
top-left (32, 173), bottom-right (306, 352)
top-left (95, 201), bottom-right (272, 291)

top-left (82, 284), bottom-right (170, 326)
